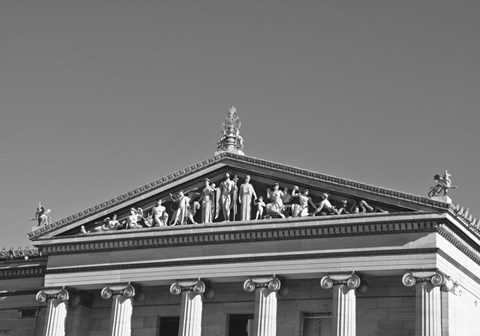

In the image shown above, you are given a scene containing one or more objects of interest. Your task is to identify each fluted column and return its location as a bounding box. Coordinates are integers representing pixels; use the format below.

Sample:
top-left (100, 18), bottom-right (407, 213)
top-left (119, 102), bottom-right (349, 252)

top-left (402, 271), bottom-right (455, 336)
top-left (36, 287), bottom-right (70, 336)
top-left (170, 279), bottom-right (211, 336)
top-left (101, 283), bottom-right (136, 336)
top-left (320, 274), bottom-right (361, 336)
top-left (244, 276), bottom-right (282, 336)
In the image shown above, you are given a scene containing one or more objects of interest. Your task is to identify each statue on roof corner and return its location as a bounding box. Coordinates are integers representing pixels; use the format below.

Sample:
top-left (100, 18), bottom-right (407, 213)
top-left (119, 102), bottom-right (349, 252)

top-left (30, 202), bottom-right (51, 226)
top-left (428, 169), bottom-right (457, 199)
top-left (215, 106), bottom-right (245, 156)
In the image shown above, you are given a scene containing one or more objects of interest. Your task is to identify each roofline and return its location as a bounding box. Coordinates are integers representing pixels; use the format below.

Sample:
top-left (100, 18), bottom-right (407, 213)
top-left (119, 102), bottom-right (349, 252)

top-left (29, 152), bottom-right (451, 240)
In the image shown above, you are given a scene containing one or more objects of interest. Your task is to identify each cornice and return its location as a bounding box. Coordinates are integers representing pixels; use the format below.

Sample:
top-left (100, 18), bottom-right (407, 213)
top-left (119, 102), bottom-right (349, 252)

top-left (29, 152), bottom-right (450, 241)
top-left (40, 217), bottom-right (441, 255)
top-left (45, 248), bottom-right (440, 275)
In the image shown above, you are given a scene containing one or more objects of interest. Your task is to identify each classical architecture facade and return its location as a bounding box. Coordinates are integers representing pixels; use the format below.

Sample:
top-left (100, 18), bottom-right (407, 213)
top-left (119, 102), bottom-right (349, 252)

top-left (1, 109), bottom-right (479, 336)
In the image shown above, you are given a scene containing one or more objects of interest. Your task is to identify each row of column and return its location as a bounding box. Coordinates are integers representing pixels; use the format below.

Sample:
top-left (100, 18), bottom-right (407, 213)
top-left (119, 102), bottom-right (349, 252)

top-left (36, 271), bottom-right (455, 336)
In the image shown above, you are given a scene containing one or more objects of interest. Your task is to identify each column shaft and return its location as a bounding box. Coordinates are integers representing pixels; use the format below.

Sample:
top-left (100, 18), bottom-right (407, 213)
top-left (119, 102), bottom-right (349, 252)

top-left (253, 287), bottom-right (277, 336)
top-left (109, 295), bottom-right (133, 336)
top-left (44, 299), bottom-right (68, 336)
top-left (178, 291), bottom-right (203, 336)
top-left (415, 282), bottom-right (441, 336)
top-left (332, 285), bottom-right (356, 336)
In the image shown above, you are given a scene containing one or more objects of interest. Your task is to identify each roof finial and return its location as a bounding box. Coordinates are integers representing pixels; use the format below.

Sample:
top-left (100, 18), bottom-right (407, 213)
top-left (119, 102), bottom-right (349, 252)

top-left (215, 106), bottom-right (245, 155)
top-left (428, 169), bottom-right (457, 204)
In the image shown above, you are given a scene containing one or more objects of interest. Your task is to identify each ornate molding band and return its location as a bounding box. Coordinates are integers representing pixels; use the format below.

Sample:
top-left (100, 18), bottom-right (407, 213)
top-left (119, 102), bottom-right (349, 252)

top-left (36, 287), bottom-right (70, 303)
top-left (170, 280), bottom-right (207, 295)
top-left (42, 219), bottom-right (441, 256)
top-left (243, 276), bottom-right (282, 292)
top-left (402, 271), bottom-right (456, 292)
top-left (320, 274), bottom-right (361, 290)
top-left (101, 283), bottom-right (136, 300)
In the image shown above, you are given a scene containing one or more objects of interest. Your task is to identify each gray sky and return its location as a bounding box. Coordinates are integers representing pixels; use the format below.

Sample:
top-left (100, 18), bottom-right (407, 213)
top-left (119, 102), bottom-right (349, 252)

top-left (1, 1), bottom-right (479, 247)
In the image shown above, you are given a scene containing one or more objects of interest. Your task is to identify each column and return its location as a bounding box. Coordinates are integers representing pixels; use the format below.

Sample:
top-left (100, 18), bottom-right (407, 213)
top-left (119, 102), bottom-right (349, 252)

top-left (170, 279), bottom-right (210, 336)
top-left (101, 283), bottom-right (136, 336)
top-left (320, 273), bottom-right (361, 336)
top-left (402, 271), bottom-right (455, 336)
top-left (243, 276), bottom-right (282, 336)
top-left (36, 287), bottom-right (70, 336)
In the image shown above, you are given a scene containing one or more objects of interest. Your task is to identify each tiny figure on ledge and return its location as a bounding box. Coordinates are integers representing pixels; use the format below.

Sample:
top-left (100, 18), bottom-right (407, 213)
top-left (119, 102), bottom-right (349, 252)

top-left (126, 208), bottom-right (144, 229)
top-left (428, 169), bottom-right (457, 198)
top-left (254, 196), bottom-right (266, 220)
top-left (291, 186), bottom-right (316, 217)
top-left (337, 200), bottom-right (350, 215)
top-left (266, 183), bottom-right (291, 218)
top-left (239, 175), bottom-right (257, 221)
top-left (30, 202), bottom-right (51, 226)
top-left (151, 199), bottom-right (169, 227)
top-left (220, 172), bottom-right (236, 221)
top-left (170, 191), bottom-right (200, 225)
top-left (199, 178), bottom-right (216, 224)
top-left (81, 214), bottom-right (122, 234)
top-left (312, 193), bottom-right (341, 216)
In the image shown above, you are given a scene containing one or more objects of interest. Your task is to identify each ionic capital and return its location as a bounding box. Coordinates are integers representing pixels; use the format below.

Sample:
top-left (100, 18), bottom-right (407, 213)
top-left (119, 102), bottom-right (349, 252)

top-left (170, 279), bottom-right (208, 296)
top-left (101, 283), bottom-right (136, 300)
top-left (402, 271), bottom-right (456, 292)
top-left (243, 276), bottom-right (282, 293)
top-left (320, 273), bottom-right (361, 290)
top-left (36, 287), bottom-right (70, 303)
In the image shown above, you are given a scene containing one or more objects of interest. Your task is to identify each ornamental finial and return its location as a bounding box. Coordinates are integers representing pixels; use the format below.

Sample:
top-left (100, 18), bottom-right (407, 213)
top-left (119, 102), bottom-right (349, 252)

top-left (215, 106), bottom-right (244, 155)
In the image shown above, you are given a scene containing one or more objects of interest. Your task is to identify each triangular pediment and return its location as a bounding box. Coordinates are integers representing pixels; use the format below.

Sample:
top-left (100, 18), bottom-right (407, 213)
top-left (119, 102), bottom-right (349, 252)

top-left (28, 153), bottom-right (451, 241)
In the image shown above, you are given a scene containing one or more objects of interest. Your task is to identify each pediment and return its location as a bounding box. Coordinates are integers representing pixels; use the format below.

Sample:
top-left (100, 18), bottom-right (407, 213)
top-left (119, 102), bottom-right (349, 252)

top-left (28, 152), bottom-right (450, 241)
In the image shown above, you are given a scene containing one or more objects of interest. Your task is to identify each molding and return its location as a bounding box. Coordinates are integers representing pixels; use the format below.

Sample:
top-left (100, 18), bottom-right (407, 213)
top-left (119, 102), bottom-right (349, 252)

top-left (0, 290), bottom-right (39, 297)
top-left (40, 218), bottom-right (441, 255)
top-left (29, 152), bottom-right (450, 240)
top-left (45, 248), bottom-right (440, 275)
top-left (0, 265), bottom-right (46, 280)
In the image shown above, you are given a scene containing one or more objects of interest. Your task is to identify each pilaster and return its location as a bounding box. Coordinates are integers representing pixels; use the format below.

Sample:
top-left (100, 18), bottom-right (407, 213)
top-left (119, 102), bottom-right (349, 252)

top-left (36, 287), bottom-right (70, 336)
top-left (402, 271), bottom-right (455, 336)
top-left (320, 273), bottom-right (361, 336)
top-left (244, 276), bottom-right (282, 336)
top-left (170, 279), bottom-right (210, 336)
top-left (101, 283), bottom-right (136, 336)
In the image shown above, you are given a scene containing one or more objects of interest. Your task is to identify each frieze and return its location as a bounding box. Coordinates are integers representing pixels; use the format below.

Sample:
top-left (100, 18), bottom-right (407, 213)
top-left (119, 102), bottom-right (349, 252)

top-left (29, 152), bottom-right (451, 240)
top-left (45, 248), bottom-right (440, 275)
top-left (41, 218), bottom-right (441, 255)
top-left (0, 265), bottom-right (46, 280)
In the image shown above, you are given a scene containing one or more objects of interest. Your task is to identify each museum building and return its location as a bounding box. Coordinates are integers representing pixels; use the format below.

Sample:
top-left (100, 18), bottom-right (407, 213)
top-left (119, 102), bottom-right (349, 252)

top-left (1, 109), bottom-right (480, 336)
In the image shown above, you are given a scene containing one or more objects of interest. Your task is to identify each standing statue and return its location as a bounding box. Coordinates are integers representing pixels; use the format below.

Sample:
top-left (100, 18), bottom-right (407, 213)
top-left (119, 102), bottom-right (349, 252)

top-left (170, 191), bottom-right (200, 225)
top-left (265, 183), bottom-right (292, 218)
top-left (199, 178), bottom-right (216, 224)
top-left (220, 172), bottom-right (236, 221)
top-left (81, 214), bottom-right (122, 234)
top-left (290, 186), bottom-right (316, 217)
top-left (239, 175), bottom-right (257, 221)
top-left (428, 170), bottom-right (457, 197)
top-left (151, 199), bottom-right (169, 227)
top-left (215, 106), bottom-right (245, 155)
top-left (30, 202), bottom-right (51, 226)
top-left (254, 196), bottom-right (266, 220)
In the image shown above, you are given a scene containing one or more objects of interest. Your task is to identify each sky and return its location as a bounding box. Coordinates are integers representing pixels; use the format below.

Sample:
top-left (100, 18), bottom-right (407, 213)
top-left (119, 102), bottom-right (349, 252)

top-left (1, 1), bottom-right (479, 248)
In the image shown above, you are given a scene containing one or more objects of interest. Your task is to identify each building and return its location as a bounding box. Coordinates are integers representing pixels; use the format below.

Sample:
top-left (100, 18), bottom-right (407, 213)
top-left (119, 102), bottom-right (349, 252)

top-left (1, 108), bottom-right (479, 336)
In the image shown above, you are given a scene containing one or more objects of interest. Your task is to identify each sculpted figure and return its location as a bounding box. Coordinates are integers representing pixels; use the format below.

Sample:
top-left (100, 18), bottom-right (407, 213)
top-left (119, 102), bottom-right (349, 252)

top-left (254, 196), bottom-right (266, 220)
top-left (428, 169), bottom-right (457, 197)
top-left (126, 208), bottom-right (144, 229)
top-left (199, 178), bottom-right (216, 223)
top-left (81, 214), bottom-right (122, 234)
top-left (151, 199), bottom-right (169, 227)
top-left (170, 191), bottom-right (200, 225)
top-left (30, 202), bottom-right (51, 226)
top-left (238, 175), bottom-right (257, 221)
top-left (266, 183), bottom-right (291, 218)
top-left (312, 193), bottom-right (341, 216)
top-left (220, 172), bottom-right (236, 221)
top-left (291, 186), bottom-right (316, 217)
top-left (337, 200), bottom-right (350, 214)
top-left (350, 200), bottom-right (387, 214)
